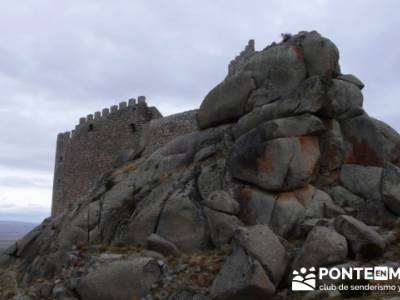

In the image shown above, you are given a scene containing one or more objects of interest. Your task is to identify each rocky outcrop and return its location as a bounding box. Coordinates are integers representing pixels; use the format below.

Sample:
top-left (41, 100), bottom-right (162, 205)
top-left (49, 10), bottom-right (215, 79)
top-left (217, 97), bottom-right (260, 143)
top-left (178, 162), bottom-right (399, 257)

top-left (230, 135), bottom-right (320, 192)
top-left (203, 190), bottom-right (240, 214)
top-left (76, 257), bottom-right (161, 300)
top-left (156, 180), bottom-right (209, 251)
top-left (2, 30), bottom-right (400, 300)
top-left (382, 162), bottom-right (400, 215)
top-left (233, 225), bottom-right (288, 284)
top-left (210, 247), bottom-right (275, 300)
top-left (341, 115), bottom-right (400, 166)
top-left (292, 226), bottom-right (348, 270)
top-left (334, 215), bottom-right (385, 256)
top-left (203, 207), bottom-right (243, 247)
top-left (340, 164), bottom-right (383, 201)
top-left (146, 234), bottom-right (181, 256)
top-left (197, 72), bottom-right (256, 128)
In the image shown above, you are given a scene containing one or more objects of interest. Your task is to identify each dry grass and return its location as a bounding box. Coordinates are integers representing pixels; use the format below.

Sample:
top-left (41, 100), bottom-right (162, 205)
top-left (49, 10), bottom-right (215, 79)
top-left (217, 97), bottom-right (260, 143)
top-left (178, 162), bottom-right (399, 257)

top-left (0, 243), bottom-right (227, 299)
top-left (150, 248), bottom-right (230, 298)
top-left (74, 243), bottom-right (230, 299)
top-left (0, 264), bottom-right (19, 299)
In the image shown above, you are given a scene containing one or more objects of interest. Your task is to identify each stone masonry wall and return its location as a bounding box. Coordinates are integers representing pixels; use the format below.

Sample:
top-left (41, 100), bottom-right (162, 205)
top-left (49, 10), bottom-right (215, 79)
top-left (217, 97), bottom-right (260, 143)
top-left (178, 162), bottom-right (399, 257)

top-left (143, 110), bottom-right (199, 156)
top-left (227, 39), bottom-right (256, 77)
top-left (51, 97), bottom-right (162, 217)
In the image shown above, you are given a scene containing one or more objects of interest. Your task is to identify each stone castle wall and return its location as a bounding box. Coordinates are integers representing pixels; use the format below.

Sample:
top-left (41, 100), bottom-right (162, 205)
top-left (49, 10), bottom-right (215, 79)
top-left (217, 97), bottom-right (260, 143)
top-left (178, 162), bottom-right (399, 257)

top-left (227, 39), bottom-right (256, 77)
top-left (143, 109), bottom-right (199, 156)
top-left (51, 97), bottom-right (162, 217)
top-left (52, 98), bottom-right (200, 217)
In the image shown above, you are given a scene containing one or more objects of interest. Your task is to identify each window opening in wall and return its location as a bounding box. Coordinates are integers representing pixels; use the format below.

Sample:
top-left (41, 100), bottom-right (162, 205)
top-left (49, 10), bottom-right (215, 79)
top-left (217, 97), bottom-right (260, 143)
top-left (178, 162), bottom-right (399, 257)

top-left (59, 155), bottom-right (64, 162)
top-left (88, 124), bottom-right (94, 131)
top-left (129, 123), bottom-right (136, 133)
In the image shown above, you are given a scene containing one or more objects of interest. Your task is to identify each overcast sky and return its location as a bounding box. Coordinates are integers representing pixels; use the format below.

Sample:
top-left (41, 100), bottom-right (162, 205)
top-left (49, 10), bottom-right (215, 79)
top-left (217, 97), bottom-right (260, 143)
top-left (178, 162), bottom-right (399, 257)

top-left (0, 0), bottom-right (399, 223)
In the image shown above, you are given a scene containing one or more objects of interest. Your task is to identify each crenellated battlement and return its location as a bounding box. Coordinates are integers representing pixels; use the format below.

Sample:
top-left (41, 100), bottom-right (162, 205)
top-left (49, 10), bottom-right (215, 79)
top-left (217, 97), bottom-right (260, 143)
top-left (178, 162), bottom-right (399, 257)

top-left (53, 97), bottom-right (155, 145)
top-left (74, 96), bottom-right (148, 129)
top-left (228, 39), bottom-right (256, 77)
top-left (57, 131), bottom-right (74, 142)
top-left (51, 93), bottom-right (201, 217)
top-left (51, 95), bottom-right (163, 217)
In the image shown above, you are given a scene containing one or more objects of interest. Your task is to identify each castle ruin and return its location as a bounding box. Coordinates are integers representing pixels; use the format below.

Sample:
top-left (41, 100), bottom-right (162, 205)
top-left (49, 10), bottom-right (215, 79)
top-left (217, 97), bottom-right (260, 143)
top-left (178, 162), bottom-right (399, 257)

top-left (51, 40), bottom-right (280, 218)
top-left (51, 96), bottom-right (198, 217)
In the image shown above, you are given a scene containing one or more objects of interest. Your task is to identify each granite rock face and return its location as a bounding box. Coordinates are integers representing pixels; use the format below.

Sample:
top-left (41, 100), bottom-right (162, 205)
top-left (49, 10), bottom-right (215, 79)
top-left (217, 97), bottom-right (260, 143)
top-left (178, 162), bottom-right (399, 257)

top-left (210, 247), bottom-right (275, 300)
top-left (291, 31), bottom-right (341, 77)
top-left (292, 226), bottom-right (348, 270)
top-left (230, 135), bottom-right (320, 192)
top-left (382, 162), bottom-right (400, 215)
top-left (233, 225), bottom-right (288, 285)
top-left (334, 215), bottom-right (385, 255)
top-left (76, 258), bottom-right (161, 300)
top-left (3, 30), bottom-right (400, 300)
top-left (197, 72), bottom-right (256, 128)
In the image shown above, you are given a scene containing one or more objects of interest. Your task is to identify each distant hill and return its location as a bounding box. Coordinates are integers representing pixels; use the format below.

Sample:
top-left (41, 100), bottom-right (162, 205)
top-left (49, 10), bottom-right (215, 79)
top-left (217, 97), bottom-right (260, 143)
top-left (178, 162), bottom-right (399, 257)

top-left (0, 221), bottom-right (37, 253)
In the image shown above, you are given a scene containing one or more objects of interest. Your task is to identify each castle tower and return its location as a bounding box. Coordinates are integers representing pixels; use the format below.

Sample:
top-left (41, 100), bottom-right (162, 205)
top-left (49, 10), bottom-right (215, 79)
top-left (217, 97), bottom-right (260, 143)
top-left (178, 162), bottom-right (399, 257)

top-left (51, 97), bottom-right (162, 217)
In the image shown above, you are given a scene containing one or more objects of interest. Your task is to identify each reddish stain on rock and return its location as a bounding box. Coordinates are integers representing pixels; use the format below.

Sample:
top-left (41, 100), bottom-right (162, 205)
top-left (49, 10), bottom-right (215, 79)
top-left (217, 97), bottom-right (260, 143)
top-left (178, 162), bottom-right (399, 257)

top-left (293, 185), bottom-right (315, 208)
top-left (346, 136), bottom-right (383, 167)
top-left (276, 191), bottom-right (297, 203)
top-left (297, 136), bottom-right (320, 185)
top-left (289, 44), bottom-right (305, 61)
top-left (321, 143), bottom-right (341, 171)
top-left (299, 136), bottom-right (320, 165)
top-left (299, 136), bottom-right (319, 152)
top-left (239, 187), bottom-right (257, 225)
top-left (257, 144), bottom-right (275, 174)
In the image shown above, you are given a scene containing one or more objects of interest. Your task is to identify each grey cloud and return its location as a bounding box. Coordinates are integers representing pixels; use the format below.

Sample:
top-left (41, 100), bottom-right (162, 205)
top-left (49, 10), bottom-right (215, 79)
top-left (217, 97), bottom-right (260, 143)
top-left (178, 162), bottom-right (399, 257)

top-left (0, 176), bottom-right (52, 189)
top-left (0, 0), bottom-right (399, 222)
top-left (0, 203), bottom-right (16, 209)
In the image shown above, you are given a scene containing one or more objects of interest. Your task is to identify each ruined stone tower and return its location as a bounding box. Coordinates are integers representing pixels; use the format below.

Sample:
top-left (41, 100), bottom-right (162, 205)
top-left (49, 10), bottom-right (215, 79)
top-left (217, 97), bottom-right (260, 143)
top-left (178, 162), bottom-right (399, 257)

top-left (51, 96), bottom-right (162, 217)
